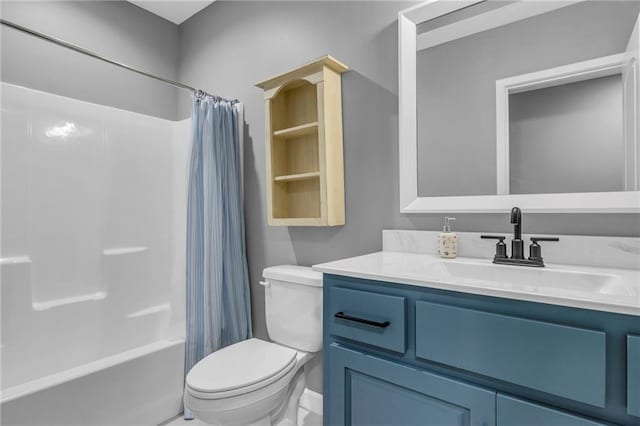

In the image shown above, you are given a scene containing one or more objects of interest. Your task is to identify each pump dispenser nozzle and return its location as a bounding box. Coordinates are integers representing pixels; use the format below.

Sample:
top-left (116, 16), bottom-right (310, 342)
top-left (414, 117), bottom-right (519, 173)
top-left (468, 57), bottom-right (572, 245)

top-left (443, 217), bottom-right (456, 233)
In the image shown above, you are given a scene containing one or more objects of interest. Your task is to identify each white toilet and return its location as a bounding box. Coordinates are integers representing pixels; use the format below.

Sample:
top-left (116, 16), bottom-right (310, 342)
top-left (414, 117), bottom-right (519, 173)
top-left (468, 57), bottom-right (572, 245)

top-left (184, 265), bottom-right (323, 426)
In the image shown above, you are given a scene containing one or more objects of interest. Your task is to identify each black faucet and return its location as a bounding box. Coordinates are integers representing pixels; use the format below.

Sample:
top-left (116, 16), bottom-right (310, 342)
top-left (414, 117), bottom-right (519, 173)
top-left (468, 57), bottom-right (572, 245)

top-left (510, 207), bottom-right (524, 260)
top-left (481, 207), bottom-right (559, 267)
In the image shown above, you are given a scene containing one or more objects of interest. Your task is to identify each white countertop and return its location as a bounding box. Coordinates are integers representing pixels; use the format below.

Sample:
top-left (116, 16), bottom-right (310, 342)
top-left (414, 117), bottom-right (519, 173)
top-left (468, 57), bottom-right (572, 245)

top-left (313, 251), bottom-right (640, 316)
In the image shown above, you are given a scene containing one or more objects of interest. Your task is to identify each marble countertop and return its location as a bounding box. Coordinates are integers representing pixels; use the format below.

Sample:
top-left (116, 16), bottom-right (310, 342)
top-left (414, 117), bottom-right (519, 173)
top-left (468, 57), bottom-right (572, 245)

top-left (313, 251), bottom-right (640, 316)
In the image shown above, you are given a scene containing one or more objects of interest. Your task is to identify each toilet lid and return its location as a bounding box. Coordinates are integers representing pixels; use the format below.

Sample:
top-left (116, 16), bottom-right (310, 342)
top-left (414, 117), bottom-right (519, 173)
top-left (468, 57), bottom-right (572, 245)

top-left (186, 338), bottom-right (298, 395)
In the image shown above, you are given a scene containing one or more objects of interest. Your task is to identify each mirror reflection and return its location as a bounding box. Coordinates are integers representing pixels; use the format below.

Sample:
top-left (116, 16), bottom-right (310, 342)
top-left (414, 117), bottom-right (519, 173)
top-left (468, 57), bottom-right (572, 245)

top-left (509, 74), bottom-right (623, 194)
top-left (416, 1), bottom-right (640, 197)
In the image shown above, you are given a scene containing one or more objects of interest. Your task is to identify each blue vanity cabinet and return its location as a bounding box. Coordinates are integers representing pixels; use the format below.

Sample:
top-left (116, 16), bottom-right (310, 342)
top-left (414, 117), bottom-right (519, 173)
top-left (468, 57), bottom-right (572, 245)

top-left (327, 343), bottom-right (496, 426)
top-left (323, 273), bottom-right (640, 426)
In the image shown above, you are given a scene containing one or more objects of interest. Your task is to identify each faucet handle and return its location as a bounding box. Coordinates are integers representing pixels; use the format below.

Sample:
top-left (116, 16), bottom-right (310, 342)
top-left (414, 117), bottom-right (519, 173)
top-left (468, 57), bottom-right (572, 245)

top-left (529, 237), bottom-right (559, 262)
top-left (481, 235), bottom-right (507, 259)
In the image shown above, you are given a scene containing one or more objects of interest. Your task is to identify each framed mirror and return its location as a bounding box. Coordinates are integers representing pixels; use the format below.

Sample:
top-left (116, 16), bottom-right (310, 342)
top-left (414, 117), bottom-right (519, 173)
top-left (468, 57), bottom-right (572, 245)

top-left (399, 0), bottom-right (640, 213)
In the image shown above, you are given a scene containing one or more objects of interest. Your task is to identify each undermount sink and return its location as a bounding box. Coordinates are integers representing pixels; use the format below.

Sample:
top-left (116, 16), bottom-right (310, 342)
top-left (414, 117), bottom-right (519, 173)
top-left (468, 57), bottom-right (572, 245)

top-left (421, 260), bottom-right (628, 297)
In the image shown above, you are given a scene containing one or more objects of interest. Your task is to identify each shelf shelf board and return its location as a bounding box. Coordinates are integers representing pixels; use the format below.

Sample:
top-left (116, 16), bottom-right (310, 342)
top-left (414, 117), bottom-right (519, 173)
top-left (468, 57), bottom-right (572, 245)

top-left (273, 171), bottom-right (320, 182)
top-left (269, 217), bottom-right (325, 226)
top-left (273, 122), bottom-right (319, 138)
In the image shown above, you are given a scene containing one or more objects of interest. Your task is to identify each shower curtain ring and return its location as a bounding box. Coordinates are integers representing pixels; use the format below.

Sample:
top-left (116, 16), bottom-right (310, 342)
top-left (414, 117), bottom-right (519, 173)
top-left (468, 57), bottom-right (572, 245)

top-left (194, 89), bottom-right (206, 100)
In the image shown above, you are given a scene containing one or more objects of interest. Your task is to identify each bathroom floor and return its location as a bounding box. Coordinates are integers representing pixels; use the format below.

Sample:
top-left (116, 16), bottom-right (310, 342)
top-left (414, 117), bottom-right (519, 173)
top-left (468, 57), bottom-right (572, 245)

top-left (163, 406), bottom-right (322, 426)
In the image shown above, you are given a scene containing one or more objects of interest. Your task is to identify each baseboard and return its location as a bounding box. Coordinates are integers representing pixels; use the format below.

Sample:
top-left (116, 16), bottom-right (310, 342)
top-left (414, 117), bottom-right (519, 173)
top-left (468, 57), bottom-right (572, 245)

top-left (299, 388), bottom-right (323, 415)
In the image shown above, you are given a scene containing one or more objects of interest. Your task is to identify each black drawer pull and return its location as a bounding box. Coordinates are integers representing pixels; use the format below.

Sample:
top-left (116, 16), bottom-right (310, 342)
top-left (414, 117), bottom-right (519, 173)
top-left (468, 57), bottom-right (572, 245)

top-left (334, 311), bottom-right (390, 328)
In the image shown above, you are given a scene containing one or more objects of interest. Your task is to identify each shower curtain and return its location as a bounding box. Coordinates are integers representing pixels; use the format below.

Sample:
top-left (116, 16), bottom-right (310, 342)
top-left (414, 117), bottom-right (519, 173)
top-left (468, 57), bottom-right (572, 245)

top-left (184, 94), bottom-right (252, 418)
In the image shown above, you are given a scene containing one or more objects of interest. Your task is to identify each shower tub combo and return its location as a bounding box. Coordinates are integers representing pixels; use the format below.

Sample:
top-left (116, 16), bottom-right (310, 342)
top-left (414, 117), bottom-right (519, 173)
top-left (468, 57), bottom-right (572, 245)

top-left (1, 83), bottom-right (190, 425)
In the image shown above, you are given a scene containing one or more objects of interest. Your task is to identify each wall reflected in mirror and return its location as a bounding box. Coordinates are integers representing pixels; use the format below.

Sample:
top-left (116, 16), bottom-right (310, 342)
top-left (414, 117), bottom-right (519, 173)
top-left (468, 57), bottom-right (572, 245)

top-left (416, 1), bottom-right (640, 198)
top-left (509, 74), bottom-right (623, 194)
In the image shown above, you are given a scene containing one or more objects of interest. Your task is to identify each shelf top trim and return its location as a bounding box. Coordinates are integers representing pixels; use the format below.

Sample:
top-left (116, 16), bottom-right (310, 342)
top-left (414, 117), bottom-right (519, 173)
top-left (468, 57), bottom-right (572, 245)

top-left (254, 55), bottom-right (349, 89)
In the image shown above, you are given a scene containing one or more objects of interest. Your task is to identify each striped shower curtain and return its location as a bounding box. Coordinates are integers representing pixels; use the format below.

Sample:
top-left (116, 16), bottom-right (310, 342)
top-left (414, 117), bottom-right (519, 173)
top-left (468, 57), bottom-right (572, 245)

top-left (184, 94), bottom-right (252, 418)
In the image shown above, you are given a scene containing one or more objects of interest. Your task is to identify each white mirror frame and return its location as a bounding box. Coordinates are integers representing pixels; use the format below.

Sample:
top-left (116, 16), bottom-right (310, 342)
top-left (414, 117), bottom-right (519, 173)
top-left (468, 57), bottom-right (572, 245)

top-left (398, 0), bottom-right (640, 213)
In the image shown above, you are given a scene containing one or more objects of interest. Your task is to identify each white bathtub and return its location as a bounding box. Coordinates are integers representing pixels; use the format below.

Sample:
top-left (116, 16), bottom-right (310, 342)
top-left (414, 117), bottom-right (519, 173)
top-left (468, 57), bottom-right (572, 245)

top-left (1, 340), bottom-right (185, 425)
top-left (0, 84), bottom-right (191, 425)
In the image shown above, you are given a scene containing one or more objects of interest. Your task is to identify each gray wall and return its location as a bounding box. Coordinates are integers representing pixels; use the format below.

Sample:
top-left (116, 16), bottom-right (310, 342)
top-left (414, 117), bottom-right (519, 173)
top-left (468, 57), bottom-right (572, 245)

top-left (416, 1), bottom-right (639, 197)
top-left (178, 0), bottom-right (413, 392)
top-left (1, 1), bottom-right (180, 120)
top-left (178, 1), bottom-right (640, 393)
top-left (510, 75), bottom-right (623, 194)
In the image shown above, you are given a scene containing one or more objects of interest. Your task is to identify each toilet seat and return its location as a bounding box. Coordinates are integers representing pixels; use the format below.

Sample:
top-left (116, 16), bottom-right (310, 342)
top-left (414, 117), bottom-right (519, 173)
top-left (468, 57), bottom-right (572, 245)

top-left (186, 339), bottom-right (298, 400)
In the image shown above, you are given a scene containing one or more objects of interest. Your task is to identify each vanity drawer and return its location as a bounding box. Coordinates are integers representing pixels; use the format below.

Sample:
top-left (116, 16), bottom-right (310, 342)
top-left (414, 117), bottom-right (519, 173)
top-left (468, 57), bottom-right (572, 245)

top-left (415, 301), bottom-right (606, 407)
top-left (497, 394), bottom-right (608, 426)
top-left (328, 287), bottom-right (406, 353)
top-left (629, 335), bottom-right (640, 417)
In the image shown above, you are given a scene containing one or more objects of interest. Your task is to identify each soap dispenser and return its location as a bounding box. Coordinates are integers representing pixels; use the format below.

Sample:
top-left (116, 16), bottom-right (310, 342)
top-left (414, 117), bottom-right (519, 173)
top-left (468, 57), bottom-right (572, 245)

top-left (438, 217), bottom-right (458, 258)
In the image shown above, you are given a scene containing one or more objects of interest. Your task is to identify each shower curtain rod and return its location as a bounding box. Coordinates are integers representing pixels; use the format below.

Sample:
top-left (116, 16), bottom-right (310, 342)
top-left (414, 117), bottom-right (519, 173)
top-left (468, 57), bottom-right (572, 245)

top-left (0, 18), bottom-right (235, 102)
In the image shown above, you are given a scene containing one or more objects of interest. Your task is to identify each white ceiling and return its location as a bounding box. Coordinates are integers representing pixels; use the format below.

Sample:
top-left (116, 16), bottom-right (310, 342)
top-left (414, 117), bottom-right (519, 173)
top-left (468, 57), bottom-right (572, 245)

top-left (127, 1), bottom-right (215, 25)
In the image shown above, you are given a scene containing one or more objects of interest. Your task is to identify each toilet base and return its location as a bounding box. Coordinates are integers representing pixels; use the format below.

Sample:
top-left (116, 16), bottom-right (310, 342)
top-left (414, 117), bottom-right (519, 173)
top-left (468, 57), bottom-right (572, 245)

top-left (185, 351), bottom-right (314, 426)
top-left (245, 418), bottom-right (271, 426)
top-left (271, 364), bottom-right (307, 426)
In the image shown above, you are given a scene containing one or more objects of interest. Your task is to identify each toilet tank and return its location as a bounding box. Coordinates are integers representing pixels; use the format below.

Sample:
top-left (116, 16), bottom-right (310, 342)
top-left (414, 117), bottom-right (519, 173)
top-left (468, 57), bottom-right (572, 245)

top-left (262, 265), bottom-right (323, 352)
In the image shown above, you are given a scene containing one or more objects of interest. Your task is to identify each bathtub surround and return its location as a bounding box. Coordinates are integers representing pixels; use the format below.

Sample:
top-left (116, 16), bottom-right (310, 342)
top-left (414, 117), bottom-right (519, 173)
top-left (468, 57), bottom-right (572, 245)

top-left (185, 96), bottom-right (252, 418)
top-left (0, 82), bottom-right (190, 424)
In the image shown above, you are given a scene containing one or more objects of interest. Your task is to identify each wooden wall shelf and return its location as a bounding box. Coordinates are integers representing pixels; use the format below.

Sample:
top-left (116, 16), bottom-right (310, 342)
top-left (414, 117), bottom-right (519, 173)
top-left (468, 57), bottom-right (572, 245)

top-left (256, 55), bottom-right (348, 226)
top-left (273, 122), bottom-right (319, 137)
top-left (274, 172), bottom-right (321, 182)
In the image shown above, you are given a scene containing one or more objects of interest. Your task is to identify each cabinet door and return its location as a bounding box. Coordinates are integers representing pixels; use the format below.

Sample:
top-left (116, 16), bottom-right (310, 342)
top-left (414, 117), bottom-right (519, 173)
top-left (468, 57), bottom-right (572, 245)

top-left (628, 335), bottom-right (640, 417)
top-left (327, 343), bottom-right (495, 426)
top-left (415, 301), bottom-right (606, 407)
top-left (497, 394), bottom-right (608, 426)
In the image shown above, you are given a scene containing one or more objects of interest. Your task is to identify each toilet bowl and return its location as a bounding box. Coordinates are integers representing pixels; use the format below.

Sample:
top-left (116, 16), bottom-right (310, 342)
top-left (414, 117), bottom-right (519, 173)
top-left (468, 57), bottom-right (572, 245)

top-left (185, 265), bottom-right (322, 426)
top-left (184, 339), bottom-right (314, 426)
